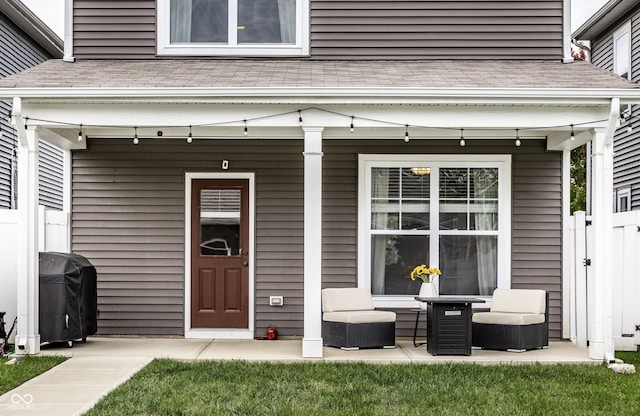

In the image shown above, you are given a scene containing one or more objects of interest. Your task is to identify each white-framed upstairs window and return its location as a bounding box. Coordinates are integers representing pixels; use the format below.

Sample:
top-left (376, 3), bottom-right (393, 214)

top-left (157, 0), bottom-right (310, 56)
top-left (613, 23), bottom-right (632, 80)
top-left (616, 188), bottom-right (631, 212)
top-left (358, 155), bottom-right (512, 308)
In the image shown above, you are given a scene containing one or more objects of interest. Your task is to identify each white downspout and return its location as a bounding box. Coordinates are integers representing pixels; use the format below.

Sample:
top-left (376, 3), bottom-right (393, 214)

top-left (63, 0), bottom-right (75, 62)
top-left (562, 0), bottom-right (574, 63)
top-left (11, 97), bottom-right (41, 355)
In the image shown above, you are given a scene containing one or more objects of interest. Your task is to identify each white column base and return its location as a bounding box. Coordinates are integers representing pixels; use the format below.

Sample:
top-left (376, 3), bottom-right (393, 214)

top-left (589, 341), bottom-right (605, 360)
top-left (14, 334), bottom-right (40, 356)
top-left (302, 338), bottom-right (323, 358)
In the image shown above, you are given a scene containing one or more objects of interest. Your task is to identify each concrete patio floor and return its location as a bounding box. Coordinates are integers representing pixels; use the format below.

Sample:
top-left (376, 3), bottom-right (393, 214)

top-left (0, 337), bottom-right (598, 416)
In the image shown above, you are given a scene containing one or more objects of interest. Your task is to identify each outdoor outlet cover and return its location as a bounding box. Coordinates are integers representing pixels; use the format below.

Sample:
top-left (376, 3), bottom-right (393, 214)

top-left (269, 296), bottom-right (284, 306)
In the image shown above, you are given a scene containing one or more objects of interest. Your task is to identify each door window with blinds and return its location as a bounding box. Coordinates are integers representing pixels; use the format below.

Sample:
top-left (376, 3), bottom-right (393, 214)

top-left (360, 156), bottom-right (510, 301)
top-left (200, 189), bottom-right (240, 256)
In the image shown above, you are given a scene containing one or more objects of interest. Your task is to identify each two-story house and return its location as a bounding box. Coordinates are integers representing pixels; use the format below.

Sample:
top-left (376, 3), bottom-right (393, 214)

top-left (1, 0), bottom-right (64, 210)
top-left (574, 0), bottom-right (640, 212)
top-left (0, 0), bottom-right (636, 360)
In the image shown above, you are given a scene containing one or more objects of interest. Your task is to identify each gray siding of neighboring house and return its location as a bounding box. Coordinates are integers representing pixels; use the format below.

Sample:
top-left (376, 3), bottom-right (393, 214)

top-left (590, 8), bottom-right (640, 211)
top-left (73, 138), bottom-right (562, 339)
top-left (71, 0), bottom-right (563, 60)
top-left (0, 13), bottom-right (64, 210)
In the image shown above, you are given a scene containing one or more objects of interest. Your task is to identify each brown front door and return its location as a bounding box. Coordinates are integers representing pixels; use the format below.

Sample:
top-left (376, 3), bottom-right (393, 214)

top-left (191, 179), bottom-right (249, 328)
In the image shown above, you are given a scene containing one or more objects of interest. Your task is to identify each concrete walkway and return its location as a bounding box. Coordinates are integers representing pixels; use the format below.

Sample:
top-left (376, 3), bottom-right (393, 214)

top-left (0, 338), bottom-right (596, 415)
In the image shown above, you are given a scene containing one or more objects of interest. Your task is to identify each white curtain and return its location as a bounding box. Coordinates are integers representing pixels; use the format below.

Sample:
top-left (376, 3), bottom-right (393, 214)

top-left (474, 169), bottom-right (497, 295)
top-left (171, 0), bottom-right (193, 43)
top-left (371, 169), bottom-right (389, 295)
top-left (277, 0), bottom-right (296, 44)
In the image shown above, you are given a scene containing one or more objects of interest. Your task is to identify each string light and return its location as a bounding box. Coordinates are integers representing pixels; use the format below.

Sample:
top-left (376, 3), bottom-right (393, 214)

top-left (404, 124), bottom-right (410, 143)
top-left (187, 125), bottom-right (193, 144)
top-left (243, 119), bottom-right (248, 136)
top-left (350, 116), bottom-right (354, 133)
top-left (298, 110), bottom-right (303, 127)
top-left (515, 128), bottom-right (521, 147)
top-left (133, 126), bottom-right (139, 145)
top-left (570, 124), bottom-right (575, 141)
top-left (459, 128), bottom-right (465, 147)
top-left (77, 124), bottom-right (83, 142)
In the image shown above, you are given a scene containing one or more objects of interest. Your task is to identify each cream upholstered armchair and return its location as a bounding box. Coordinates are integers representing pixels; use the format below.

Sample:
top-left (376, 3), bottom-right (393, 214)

top-left (472, 289), bottom-right (549, 352)
top-left (321, 288), bottom-right (396, 350)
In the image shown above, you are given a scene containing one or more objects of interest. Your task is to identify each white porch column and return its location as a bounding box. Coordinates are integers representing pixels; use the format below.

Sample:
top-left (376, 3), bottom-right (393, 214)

top-left (588, 127), bottom-right (615, 362)
top-left (302, 127), bottom-right (324, 358)
top-left (15, 123), bottom-right (41, 355)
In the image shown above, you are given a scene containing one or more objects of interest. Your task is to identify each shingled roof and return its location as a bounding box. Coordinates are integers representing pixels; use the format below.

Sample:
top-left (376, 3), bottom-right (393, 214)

top-left (0, 59), bottom-right (636, 90)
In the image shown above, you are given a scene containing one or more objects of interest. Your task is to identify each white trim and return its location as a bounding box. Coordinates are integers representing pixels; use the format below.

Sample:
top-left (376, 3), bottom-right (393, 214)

top-left (613, 22), bottom-right (632, 80)
top-left (358, 154), bottom-right (511, 309)
top-left (184, 172), bottom-right (255, 339)
top-left (157, 0), bottom-right (309, 57)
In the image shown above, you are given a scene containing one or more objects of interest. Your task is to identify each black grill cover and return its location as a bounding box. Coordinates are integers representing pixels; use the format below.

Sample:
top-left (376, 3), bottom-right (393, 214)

top-left (39, 252), bottom-right (97, 343)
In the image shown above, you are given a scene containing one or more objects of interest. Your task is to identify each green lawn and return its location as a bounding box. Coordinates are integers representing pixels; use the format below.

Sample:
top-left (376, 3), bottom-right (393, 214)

top-left (0, 355), bottom-right (67, 395)
top-left (85, 354), bottom-right (640, 416)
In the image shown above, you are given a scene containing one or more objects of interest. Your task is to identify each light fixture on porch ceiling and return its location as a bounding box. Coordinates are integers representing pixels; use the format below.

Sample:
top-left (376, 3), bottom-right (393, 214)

top-left (404, 125), bottom-right (410, 143)
top-left (133, 127), bottom-right (139, 145)
top-left (515, 129), bottom-right (521, 147)
top-left (459, 129), bottom-right (465, 147)
top-left (410, 167), bottom-right (431, 176)
top-left (570, 124), bottom-right (575, 141)
top-left (77, 124), bottom-right (83, 142)
top-left (187, 125), bottom-right (193, 144)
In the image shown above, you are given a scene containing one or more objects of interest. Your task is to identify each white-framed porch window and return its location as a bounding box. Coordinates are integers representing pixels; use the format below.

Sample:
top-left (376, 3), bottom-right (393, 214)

top-left (358, 155), bottom-right (511, 308)
top-left (613, 23), bottom-right (631, 80)
top-left (616, 187), bottom-right (631, 212)
top-left (157, 0), bottom-right (310, 56)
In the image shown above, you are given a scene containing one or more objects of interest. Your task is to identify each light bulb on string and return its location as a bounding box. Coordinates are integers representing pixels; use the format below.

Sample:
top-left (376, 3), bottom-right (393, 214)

top-left (133, 127), bottom-right (139, 145)
top-left (570, 124), bottom-right (575, 141)
top-left (77, 124), bottom-right (83, 142)
top-left (515, 128), bottom-right (521, 147)
top-left (350, 116), bottom-right (354, 133)
top-left (459, 128), bottom-right (465, 147)
top-left (187, 125), bottom-right (193, 143)
top-left (298, 110), bottom-right (303, 127)
top-left (243, 119), bottom-right (248, 136)
top-left (404, 125), bottom-right (410, 143)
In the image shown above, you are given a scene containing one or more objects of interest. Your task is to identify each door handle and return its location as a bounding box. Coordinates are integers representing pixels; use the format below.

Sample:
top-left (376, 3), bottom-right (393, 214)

top-left (242, 261), bottom-right (249, 267)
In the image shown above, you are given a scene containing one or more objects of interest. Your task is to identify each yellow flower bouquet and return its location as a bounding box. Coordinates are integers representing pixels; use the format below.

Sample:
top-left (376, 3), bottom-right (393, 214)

top-left (410, 264), bottom-right (442, 283)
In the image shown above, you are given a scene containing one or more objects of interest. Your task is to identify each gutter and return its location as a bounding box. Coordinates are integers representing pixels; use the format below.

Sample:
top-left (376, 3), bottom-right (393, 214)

top-left (63, 0), bottom-right (74, 62)
top-left (0, 87), bottom-right (639, 103)
top-left (0, 0), bottom-right (63, 58)
top-left (563, 0), bottom-right (574, 63)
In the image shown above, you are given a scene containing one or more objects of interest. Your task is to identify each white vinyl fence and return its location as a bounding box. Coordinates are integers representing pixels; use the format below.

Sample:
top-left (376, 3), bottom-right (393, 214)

top-left (0, 207), bottom-right (70, 335)
top-left (570, 210), bottom-right (640, 351)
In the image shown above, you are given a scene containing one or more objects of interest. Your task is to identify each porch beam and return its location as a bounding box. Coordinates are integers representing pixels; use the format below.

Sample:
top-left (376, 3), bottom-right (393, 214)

top-left (13, 97), bottom-right (41, 355)
top-left (302, 127), bottom-right (324, 358)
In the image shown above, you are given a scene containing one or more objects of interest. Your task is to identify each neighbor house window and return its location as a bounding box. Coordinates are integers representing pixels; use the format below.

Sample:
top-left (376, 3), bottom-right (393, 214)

top-left (157, 0), bottom-right (309, 56)
top-left (358, 155), bottom-right (511, 307)
top-left (616, 188), bottom-right (631, 212)
top-left (614, 23), bottom-right (631, 80)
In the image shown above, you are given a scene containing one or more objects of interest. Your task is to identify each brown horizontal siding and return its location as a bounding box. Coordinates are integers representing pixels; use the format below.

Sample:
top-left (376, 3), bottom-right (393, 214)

top-left (72, 0), bottom-right (563, 60)
top-left (73, 0), bottom-right (156, 59)
top-left (72, 138), bottom-right (305, 336)
top-left (311, 0), bottom-right (563, 59)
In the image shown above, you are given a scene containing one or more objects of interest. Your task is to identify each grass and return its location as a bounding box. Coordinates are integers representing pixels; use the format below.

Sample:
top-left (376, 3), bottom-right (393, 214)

top-left (85, 354), bottom-right (640, 416)
top-left (0, 355), bottom-right (67, 395)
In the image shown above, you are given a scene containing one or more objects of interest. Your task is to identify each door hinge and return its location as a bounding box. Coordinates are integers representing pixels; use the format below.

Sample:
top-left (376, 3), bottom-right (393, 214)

top-left (636, 325), bottom-right (640, 332)
top-left (583, 258), bottom-right (591, 266)
top-left (585, 220), bottom-right (592, 226)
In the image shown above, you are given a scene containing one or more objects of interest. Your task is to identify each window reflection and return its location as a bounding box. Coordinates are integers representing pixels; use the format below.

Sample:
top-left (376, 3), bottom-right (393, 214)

top-left (200, 189), bottom-right (240, 256)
